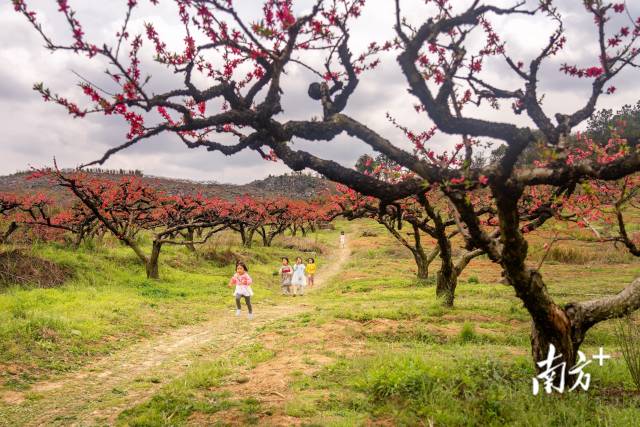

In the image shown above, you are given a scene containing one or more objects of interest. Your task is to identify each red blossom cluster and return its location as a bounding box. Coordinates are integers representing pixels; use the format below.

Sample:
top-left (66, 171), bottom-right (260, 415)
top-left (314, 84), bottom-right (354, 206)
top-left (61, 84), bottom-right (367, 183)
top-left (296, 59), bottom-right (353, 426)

top-left (1, 170), bottom-right (337, 276)
top-left (559, 1), bottom-right (640, 94)
top-left (227, 194), bottom-right (335, 247)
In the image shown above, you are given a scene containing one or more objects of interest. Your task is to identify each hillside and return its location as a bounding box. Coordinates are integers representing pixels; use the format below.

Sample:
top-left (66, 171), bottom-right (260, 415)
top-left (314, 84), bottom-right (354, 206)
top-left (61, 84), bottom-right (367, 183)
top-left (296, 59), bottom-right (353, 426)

top-left (0, 170), bottom-right (336, 201)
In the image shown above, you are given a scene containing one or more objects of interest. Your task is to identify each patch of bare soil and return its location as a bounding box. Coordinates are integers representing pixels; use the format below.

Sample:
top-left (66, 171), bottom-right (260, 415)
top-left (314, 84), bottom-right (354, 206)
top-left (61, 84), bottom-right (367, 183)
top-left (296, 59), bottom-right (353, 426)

top-left (0, 304), bottom-right (310, 427)
top-left (441, 313), bottom-right (502, 323)
top-left (0, 363), bottom-right (48, 399)
top-left (595, 387), bottom-right (640, 404)
top-left (0, 250), bottom-right (72, 290)
top-left (189, 319), bottom-right (369, 426)
top-left (0, 391), bottom-right (25, 405)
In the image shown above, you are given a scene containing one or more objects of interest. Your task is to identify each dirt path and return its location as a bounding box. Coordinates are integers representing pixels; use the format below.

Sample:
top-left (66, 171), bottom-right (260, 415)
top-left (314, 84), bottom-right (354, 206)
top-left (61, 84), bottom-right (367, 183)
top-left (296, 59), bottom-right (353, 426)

top-left (0, 242), bottom-right (351, 427)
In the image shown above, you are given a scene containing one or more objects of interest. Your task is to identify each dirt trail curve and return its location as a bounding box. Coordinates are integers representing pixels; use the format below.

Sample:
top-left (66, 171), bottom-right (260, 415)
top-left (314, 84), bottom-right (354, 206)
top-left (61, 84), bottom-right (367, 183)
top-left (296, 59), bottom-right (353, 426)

top-left (0, 240), bottom-right (351, 427)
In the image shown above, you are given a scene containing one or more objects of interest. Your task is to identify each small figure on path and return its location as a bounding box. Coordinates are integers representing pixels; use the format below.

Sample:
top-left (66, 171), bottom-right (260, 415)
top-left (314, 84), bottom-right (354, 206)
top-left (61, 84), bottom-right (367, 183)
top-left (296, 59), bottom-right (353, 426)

top-left (291, 256), bottom-right (307, 296)
top-left (339, 231), bottom-right (346, 249)
top-left (229, 261), bottom-right (254, 319)
top-left (306, 257), bottom-right (316, 287)
top-left (279, 257), bottom-right (293, 295)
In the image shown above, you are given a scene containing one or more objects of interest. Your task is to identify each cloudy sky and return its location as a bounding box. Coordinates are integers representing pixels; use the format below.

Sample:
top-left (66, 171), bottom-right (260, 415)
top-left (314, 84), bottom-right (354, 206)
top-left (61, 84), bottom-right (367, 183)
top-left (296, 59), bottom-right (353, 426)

top-left (1, 0), bottom-right (638, 184)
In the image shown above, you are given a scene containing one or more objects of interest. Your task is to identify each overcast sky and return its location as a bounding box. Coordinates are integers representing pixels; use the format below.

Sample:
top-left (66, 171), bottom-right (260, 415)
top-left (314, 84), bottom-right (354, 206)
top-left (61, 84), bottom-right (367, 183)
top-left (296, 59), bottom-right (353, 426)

top-left (1, 0), bottom-right (638, 184)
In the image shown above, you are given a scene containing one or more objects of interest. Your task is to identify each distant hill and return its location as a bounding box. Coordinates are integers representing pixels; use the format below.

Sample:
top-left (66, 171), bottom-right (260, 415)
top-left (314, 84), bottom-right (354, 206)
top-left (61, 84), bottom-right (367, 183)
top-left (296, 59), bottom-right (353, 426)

top-left (0, 170), bottom-right (336, 201)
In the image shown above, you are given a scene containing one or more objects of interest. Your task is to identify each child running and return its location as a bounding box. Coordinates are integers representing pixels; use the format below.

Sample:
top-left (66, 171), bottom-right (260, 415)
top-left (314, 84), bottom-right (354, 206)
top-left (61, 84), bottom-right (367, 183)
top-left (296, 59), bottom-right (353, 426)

top-left (291, 256), bottom-right (307, 296)
top-left (228, 261), bottom-right (253, 319)
top-left (306, 257), bottom-right (316, 287)
top-left (279, 257), bottom-right (293, 295)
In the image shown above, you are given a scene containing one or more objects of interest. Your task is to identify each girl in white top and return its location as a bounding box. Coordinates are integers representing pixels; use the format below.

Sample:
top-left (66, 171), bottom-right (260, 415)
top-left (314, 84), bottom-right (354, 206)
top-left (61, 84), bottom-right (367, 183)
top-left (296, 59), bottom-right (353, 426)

top-left (228, 262), bottom-right (253, 319)
top-left (291, 256), bottom-right (307, 296)
top-left (339, 231), bottom-right (346, 248)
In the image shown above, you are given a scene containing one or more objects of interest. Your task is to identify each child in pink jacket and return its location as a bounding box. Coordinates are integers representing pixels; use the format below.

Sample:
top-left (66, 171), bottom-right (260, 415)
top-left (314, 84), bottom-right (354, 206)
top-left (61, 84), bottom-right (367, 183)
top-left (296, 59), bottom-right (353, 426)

top-left (229, 262), bottom-right (253, 319)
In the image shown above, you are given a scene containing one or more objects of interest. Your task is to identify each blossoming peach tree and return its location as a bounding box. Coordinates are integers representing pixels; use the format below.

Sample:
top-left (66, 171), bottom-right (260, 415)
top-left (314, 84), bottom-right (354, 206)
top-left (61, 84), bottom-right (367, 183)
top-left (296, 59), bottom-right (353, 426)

top-left (31, 169), bottom-right (233, 278)
top-left (15, 0), bottom-right (640, 383)
top-left (333, 172), bottom-right (490, 305)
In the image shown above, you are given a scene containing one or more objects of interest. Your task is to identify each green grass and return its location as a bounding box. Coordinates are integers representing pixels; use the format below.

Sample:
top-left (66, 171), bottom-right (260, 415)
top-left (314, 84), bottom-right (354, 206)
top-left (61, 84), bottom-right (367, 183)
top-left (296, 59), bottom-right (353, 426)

top-left (0, 227), bottom-right (339, 390)
top-left (2, 219), bottom-right (640, 426)
top-left (107, 220), bottom-right (640, 426)
top-left (116, 360), bottom-right (234, 426)
top-left (277, 221), bottom-right (640, 426)
top-left (294, 349), bottom-right (640, 426)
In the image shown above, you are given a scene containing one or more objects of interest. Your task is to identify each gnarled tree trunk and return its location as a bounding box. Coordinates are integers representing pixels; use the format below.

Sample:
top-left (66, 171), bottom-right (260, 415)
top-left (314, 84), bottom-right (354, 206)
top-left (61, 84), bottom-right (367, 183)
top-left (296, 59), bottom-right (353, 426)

top-left (383, 220), bottom-right (439, 281)
top-left (412, 247), bottom-right (437, 280)
top-left (513, 275), bottom-right (640, 388)
top-left (414, 253), bottom-right (429, 280)
top-left (145, 240), bottom-right (163, 280)
top-left (257, 227), bottom-right (271, 247)
top-left (496, 188), bottom-right (590, 385)
top-left (435, 231), bottom-right (456, 306)
top-left (182, 228), bottom-right (196, 252)
top-left (236, 224), bottom-right (255, 248)
top-left (264, 233), bottom-right (276, 247)
top-left (243, 228), bottom-right (255, 248)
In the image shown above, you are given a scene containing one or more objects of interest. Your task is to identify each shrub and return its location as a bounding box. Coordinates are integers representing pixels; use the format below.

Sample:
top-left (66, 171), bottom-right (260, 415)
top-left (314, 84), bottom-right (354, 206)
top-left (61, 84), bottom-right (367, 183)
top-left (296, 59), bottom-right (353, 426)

top-left (467, 275), bottom-right (479, 284)
top-left (459, 322), bottom-right (477, 343)
top-left (0, 250), bottom-right (72, 290)
top-left (538, 243), bottom-right (634, 265)
top-left (277, 236), bottom-right (325, 254)
top-left (614, 314), bottom-right (640, 391)
top-left (363, 356), bottom-right (435, 401)
top-left (545, 246), bottom-right (590, 264)
top-left (462, 358), bottom-right (529, 388)
top-left (201, 248), bottom-right (245, 267)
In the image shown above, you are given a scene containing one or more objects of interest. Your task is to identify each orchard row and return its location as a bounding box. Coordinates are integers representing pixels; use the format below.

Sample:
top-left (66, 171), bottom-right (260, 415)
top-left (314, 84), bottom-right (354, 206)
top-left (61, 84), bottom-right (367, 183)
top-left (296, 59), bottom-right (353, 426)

top-left (1, 169), bottom-right (336, 279)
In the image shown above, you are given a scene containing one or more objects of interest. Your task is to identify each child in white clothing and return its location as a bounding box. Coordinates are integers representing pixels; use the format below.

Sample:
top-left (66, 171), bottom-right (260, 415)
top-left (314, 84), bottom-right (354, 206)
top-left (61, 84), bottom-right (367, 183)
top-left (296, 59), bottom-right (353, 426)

top-left (291, 257), bottom-right (307, 296)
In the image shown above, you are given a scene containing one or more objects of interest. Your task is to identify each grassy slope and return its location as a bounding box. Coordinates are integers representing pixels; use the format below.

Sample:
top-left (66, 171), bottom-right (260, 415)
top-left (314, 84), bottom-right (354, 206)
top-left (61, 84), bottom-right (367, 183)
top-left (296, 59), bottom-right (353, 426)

top-left (294, 221), bottom-right (640, 426)
top-left (1, 219), bottom-right (639, 426)
top-left (115, 220), bottom-right (640, 426)
top-left (0, 228), bottom-right (338, 392)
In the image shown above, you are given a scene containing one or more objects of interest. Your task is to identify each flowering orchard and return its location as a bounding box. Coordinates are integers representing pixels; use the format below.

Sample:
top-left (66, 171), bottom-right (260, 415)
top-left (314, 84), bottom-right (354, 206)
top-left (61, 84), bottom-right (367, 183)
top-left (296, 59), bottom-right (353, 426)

top-left (334, 177), bottom-right (488, 307)
top-left (223, 194), bottom-right (334, 248)
top-left (0, 170), bottom-right (334, 279)
top-left (337, 152), bottom-right (639, 307)
top-left (19, 194), bottom-right (98, 248)
top-left (14, 0), bottom-right (640, 384)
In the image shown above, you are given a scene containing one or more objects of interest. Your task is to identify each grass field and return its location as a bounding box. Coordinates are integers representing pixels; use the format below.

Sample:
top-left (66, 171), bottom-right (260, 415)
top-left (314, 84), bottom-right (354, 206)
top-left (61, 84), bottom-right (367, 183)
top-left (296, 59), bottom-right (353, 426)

top-left (0, 229), bottom-right (333, 390)
top-left (1, 220), bottom-right (639, 426)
